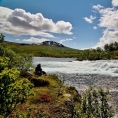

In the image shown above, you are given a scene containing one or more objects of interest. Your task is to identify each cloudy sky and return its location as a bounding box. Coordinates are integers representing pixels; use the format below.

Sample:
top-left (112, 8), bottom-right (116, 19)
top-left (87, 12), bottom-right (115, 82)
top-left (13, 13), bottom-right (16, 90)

top-left (0, 0), bottom-right (118, 49)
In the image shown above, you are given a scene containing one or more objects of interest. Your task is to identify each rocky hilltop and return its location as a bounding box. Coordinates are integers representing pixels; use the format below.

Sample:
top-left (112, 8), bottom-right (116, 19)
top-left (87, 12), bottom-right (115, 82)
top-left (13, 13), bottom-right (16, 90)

top-left (40, 41), bottom-right (65, 47)
top-left (5, 40), bottom-right (65, 48)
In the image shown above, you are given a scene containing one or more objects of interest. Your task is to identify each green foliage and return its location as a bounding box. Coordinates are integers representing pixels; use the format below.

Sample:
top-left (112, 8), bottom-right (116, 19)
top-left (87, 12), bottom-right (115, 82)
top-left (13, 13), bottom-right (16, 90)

top-left (73, 86), bottom-right (114, 118)
top-left (77, 49), bottom-right (103, 61)
top-left (0, 57), bottom-right (9, 72)
top-left (0, 41), bottom-right (33, 75)
top-left (77, 42), bottom-right (118, 61)
top-left (17, 53), bottom-right (33, 75)
top-left (104, 42), bottom-right (118, 51)
top-left (77, 48), bottom-right (111, 61)
top-left (0, 57), bottom-right (34, 117)
top-left (0, 33), bottom-right (5, 43)
top-left (0, 34), bottom-right (34, 117)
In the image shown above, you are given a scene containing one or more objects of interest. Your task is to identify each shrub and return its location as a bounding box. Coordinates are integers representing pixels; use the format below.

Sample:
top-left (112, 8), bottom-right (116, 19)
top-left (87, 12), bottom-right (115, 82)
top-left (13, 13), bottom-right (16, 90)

top-left (73, 86), bottom-right (114, 118)
top-left (0, 40), bottom-right (33, 75)
top-left (0, 62), bottom-right (34, 117)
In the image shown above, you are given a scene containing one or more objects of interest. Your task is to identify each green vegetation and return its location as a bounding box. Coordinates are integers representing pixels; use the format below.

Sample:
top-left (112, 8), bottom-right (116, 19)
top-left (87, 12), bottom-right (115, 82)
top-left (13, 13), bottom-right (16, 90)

top-left (77, 42), bottom-right (118, 61)
top-left (4, 74), bottom-right (79, 118)
top-left (73, 86), bottom-right (114, 118)
top-left (0, 34), bottom-right (115, 117)
top-left (5, 38), bottom-right (118, 60)
top-left (0, 34), bottom-right (34, 117)
top-left (5, 41), bottom-right (80, 58)
top-left (1, 72), bottom-right (114, 118)
top-left (104, 42), bottom-right (118, 51)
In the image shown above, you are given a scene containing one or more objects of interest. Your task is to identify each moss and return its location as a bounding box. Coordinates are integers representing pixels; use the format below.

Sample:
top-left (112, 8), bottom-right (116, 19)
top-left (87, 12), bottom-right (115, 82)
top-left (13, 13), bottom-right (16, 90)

top-left (7, 74), bottom-right (80, 118)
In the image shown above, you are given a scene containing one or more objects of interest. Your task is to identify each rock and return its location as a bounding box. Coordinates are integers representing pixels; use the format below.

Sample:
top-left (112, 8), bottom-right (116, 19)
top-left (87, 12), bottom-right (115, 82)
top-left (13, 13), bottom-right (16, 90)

top-left (35, 64), bottom-right (46, 76)
top-left (20, 71), bottom-right (33, 78)
top-left (31, 78), bottom-right (49, 87)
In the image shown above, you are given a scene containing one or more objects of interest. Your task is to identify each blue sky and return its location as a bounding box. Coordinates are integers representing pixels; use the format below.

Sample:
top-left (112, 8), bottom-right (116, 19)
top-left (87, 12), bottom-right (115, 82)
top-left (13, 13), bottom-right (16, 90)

top-left (0, 0), bottom-right (118, 49)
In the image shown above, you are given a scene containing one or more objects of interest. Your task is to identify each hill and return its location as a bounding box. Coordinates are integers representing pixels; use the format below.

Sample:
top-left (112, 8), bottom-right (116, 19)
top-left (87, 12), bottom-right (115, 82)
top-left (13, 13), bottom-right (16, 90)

top-left (5, 41), bottom-right (81, 57)
top-left (40, 41), bottom-right (65, 47)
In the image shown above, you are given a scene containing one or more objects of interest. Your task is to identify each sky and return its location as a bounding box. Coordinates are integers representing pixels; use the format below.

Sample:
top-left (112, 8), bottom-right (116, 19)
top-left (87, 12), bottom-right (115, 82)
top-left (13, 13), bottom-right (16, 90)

top-left (0, 0), bottom-right (118, 49)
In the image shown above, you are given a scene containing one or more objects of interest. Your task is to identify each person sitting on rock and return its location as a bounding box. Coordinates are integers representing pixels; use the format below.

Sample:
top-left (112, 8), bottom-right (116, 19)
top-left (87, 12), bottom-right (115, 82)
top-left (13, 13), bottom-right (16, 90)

top-left (35, 64), bottom-right (46, 76)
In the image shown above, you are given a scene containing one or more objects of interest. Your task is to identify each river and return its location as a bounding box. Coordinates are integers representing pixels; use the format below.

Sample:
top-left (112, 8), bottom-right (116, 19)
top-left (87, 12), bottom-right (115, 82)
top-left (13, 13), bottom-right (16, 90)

top-left (33, 57), bottom-right (118, 76)
top-left (33, 57), bottom-right (118, 117)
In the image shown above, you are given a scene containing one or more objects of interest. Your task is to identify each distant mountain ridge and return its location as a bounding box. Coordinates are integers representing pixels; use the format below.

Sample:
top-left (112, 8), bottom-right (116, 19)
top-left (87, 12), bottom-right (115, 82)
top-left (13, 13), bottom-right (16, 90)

top-left (5, 40), bottom-right (65, 47)
top-left (4, 40), bottom-right (80, 57)
top-left (40, 41), bottom-right (65, 47)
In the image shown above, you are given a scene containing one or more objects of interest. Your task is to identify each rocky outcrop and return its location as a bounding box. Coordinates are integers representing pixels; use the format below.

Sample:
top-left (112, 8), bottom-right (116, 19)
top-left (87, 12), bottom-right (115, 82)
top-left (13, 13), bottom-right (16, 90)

top-left (35, 64), bottom-right (46, 76)
top-left (40, 41), bottom-right (65, 47)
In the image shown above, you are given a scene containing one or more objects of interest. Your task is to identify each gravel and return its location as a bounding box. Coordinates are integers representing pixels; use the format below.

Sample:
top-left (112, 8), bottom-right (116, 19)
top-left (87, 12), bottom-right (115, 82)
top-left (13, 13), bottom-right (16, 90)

top-left (58, 73), bottom-right (118, 116)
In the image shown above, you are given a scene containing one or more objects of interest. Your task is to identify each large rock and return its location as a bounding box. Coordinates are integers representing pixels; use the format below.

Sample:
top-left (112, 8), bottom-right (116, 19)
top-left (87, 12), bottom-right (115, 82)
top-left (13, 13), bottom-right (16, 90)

top-left (35, 64), bottom-right (46, 76)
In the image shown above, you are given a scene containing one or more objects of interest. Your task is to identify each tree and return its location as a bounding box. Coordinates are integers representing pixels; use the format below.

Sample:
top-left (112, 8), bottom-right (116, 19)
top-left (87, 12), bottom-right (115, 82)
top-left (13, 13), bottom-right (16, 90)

top-left (0, 33), bottom-right (5, 43)
top-left (0, 42), bottom-right (33, 75)
top-left (113, 42), bottom-right (118, 50)
top-left (109, 43), bottom-right (114, 51)
top-left (96, 47), bottom-right (102, 52)
top-left (104, 44), bottom-right (109, 51)
top-left (88, 51), bottom-right (96, 60)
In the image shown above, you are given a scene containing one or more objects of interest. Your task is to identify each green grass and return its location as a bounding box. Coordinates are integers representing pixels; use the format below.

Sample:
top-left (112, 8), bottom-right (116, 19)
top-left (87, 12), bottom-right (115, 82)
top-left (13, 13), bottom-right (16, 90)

top-left (8, 74), bottom-right (79, 118)
top-left (5, 41), bottom-right (81, 57)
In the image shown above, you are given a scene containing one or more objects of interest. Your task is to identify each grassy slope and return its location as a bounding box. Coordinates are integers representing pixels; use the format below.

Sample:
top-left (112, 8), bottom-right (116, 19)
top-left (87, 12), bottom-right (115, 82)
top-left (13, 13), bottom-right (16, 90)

top-left (5, 41), bottom-right (81, 57)
top-left (10, 74), bottom-right (80, 118)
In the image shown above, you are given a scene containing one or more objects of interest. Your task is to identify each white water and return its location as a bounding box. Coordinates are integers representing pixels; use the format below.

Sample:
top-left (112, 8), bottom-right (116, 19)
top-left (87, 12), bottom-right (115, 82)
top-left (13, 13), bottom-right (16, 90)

top-left (33, 57), bottom-right (118, 116)
top-left (33, 57), bottom-right (118, 77)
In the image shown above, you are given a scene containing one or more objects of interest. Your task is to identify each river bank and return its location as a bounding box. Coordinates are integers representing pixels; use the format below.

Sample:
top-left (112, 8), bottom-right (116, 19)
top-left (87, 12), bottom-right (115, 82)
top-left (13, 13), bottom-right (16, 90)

top-left (33, 57), bottom-right (118, 117)
top-left (58, 73), bottom-right (118, 117)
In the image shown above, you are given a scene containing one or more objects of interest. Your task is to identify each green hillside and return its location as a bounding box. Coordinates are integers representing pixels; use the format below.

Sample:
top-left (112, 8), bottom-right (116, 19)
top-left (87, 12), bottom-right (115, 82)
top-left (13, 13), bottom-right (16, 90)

top-left (5, 41), bottom-right (81, 57)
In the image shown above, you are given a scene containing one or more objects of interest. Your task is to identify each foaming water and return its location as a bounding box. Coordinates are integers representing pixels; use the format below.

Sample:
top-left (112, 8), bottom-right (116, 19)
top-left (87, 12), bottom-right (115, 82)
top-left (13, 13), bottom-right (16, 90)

top-left (33, 57), bottom-right (118, 77)
top-left (33, 57), bottom-right (118, 115)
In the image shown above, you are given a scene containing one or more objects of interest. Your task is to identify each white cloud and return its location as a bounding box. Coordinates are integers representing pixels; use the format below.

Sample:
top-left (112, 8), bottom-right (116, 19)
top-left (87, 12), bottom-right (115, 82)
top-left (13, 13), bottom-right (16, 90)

top-left (92, 29), bottom-right (118, 49)
top-left (16, 39), bottom-right (20, 41)
top-left (84, 15), bottom-right (96, 24)
top-left (92, 4), bottom-right (104, 11)
top-left (112, 0), bottom-right (118, 7)
top-left (93, 26), bottom-right (97, 30)
top-left (0, 7), bottom-right (73, 38)
top-left (99, 8), bottom-right (118, 30)
top-left (59, 38), bottom-right (73, 44)
top-left (90, 15), bottom-right (96, 20)
top-left (23, 37), bottom-right (49, 43)
top-left (92, 6), bottom-right (118, 48)
top-left (84, 17), bottom-right (92, 23)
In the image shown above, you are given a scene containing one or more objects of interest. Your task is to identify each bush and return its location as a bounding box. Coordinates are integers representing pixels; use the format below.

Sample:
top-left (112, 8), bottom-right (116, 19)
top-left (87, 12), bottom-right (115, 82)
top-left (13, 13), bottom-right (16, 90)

top-left (0, 37), bottom-right (34, 117)
top-left (0, 42), bottom-right (33, 75)
top-left (0, 59), bottom-right (34, 117)
top-left (73, 86), bottom-right (114, 118)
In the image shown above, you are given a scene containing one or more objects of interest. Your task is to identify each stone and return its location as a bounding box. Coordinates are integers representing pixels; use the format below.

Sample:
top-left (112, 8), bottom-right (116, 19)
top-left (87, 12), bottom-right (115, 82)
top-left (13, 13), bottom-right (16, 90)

top-left (35, 64), bottom-right (46, 76)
